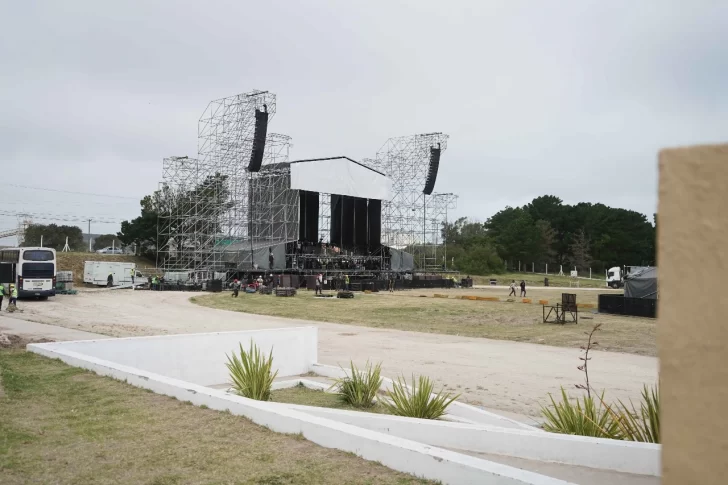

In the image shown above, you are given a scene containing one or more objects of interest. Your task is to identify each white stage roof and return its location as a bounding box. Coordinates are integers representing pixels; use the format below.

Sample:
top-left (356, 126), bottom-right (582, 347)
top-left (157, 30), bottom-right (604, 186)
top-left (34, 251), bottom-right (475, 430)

top-left (289, 157), bottom-right (392, 201)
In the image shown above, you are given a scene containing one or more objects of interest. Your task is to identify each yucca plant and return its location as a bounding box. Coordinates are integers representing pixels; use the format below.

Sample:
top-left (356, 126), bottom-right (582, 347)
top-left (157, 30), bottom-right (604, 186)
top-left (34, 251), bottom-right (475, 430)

top-left (331, 361), bottom-right (383, 408)
top-left (607, 384), bottom-right (660, 443)
top-left (541, 387), bottom-right (621, 439)
top-left (226, 341), bottom-right (278, 401)
top-left (381, 375), bottom-right (459, 420)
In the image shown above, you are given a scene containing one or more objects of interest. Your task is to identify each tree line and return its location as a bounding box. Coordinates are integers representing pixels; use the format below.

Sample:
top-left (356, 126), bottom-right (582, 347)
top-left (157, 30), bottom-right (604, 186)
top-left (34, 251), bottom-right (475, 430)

top-left (20, 224), bottom-right (122, 251)
top-left (443, 195), bottom-right (656, 275)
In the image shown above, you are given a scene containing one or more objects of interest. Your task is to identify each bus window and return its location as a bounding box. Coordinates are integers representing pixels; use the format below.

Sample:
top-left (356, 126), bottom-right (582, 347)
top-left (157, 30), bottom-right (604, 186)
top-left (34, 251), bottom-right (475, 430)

top-left (0, 250), bottom-right (20, 263)
top-left (22, 250), bottom-right (55, 261)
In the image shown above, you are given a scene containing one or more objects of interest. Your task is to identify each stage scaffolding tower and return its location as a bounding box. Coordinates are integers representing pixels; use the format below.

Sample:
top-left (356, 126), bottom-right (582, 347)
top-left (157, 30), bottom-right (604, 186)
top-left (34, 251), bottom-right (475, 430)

top-left (372, 133), bottom-right (457, 270)
top-left (157, 91), bottom-right (458, 278)
top-left (157, 90), bottom-right (300, 277)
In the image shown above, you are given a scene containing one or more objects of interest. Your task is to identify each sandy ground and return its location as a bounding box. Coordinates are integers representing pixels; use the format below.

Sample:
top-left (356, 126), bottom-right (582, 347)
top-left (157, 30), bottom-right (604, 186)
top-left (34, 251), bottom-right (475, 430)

top-left (3, 290), bottom-right (658, 417)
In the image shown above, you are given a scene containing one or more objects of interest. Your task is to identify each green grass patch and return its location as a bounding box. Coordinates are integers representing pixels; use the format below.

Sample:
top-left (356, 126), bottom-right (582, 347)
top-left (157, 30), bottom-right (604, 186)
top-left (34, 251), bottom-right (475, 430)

top-left (272, 384), bottom-right (391, 415)
top-left (0, 349), bottom-right (433, 484)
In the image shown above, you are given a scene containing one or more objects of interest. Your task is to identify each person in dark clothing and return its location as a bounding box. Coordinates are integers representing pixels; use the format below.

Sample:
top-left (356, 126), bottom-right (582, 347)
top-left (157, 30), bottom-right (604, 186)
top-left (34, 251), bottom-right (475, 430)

top-left (315, 273), bottom-right (322, 295)
top-left (268, 248), bottom-right (274, 270)
top-left (520, 280), bottom-right (527, 297)
top-left (231, 279), bottom-right (240, 297)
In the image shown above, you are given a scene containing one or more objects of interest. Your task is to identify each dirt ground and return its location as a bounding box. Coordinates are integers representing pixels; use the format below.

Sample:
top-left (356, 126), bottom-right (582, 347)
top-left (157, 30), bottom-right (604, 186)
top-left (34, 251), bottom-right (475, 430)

top-left (195, 287), bottom-right (656, 356)
top-left (4, 289), bottom-right (658, 418)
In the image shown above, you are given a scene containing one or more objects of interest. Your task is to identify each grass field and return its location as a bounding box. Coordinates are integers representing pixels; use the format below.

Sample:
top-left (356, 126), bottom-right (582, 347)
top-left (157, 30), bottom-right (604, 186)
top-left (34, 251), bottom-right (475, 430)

top-left (272, 384), bottom-right (391, 415)
top-left (193, 287), bottom-right (656, 356)
top-left (0, 348), bottom-right (432, 485)
top-left (56, 252), bottom-right (157, 285)
top-left (470, 272), bottom-right (607, 288)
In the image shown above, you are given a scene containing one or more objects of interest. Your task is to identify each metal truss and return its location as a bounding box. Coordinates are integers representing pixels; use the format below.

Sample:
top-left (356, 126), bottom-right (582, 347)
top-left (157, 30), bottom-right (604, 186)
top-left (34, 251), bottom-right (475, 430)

top-left (157, 90), bottom-right (459, 276)
top-left (157, 90), bottom-right (301, 275)
top-left (372, 133), bottom-right (456, 270)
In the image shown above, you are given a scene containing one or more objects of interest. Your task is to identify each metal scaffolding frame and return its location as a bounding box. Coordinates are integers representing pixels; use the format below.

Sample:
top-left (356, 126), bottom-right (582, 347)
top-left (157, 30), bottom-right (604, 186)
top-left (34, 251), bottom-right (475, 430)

top-left (372, 133), bottom-right (457, 270)
top-left (157, 90), bottom-right (459, 276)
top-left (157, 90), bottom-right (301, 275)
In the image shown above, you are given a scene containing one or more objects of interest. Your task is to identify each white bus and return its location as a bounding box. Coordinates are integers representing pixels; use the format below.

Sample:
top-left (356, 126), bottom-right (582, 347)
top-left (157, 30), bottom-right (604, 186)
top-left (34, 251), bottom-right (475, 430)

top-left (0, 247), bottom-right (56, 298)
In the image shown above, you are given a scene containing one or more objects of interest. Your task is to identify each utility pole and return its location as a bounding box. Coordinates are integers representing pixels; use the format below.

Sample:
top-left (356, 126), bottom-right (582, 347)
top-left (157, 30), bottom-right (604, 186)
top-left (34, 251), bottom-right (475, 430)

top-left (423, 195), bottom-right (426, 270)
top-left (88, 219), bottom-right (92, 252)
top-left (443, 200), bottom-right (448, 271)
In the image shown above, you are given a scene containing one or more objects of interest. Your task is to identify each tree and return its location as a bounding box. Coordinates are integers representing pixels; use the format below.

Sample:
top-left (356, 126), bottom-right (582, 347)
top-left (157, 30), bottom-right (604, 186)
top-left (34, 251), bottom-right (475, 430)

top-left (570, 228), bottom-right (592, 270)
top-left (118, 172), bottom-right (232, 259)
top-left (117, 195), bottom-right (159, 257)
top-left (23, 224), bottom-right (84, 251)
top-left (486, 208), bottom-right (541, 264)
top-left (535, 220), bottom-right (557, 262)
top-left (93, 234), bottom-right (122, 251)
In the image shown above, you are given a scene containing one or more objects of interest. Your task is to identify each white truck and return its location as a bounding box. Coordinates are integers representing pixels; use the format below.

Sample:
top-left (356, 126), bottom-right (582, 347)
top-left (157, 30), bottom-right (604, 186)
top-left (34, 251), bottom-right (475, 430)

top-left (83, 261), bottom-right (146, 287)
top-left (607, 266), bottom-right (656, 289)
top-left (607, 266), bottom-right (624, 289)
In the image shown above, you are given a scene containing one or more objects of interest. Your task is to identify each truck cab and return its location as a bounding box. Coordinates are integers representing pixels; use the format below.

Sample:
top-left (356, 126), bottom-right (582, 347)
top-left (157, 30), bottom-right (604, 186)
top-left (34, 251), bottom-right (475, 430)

top-left (607, 266), bottom-right (623, 289)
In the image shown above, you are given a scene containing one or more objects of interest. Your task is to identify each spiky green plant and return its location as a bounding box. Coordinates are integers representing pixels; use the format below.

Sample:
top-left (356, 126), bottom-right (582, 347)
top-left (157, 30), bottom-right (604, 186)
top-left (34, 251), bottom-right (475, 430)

top-left (226, 341), bottom-right (278, 401)
top-left (541, 387), bottom-right (621, 438)
top-left (381, 375), bottom-right (459, 420)
top-left (331, 361), bottom-right (383, 408)
top-left (607, 384), bottom-right (660, 443)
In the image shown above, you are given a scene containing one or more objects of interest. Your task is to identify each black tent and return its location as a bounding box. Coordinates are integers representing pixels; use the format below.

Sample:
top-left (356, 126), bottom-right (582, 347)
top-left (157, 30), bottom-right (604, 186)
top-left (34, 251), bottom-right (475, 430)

top-left (624, 266), bottom-right (658, 299)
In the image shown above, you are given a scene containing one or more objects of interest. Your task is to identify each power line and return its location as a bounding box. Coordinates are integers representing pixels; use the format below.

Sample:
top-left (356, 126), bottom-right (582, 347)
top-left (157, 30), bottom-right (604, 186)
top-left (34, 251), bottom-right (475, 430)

top-left (0, 210), bottom-right (122, 224)
top-left (0, 182), bottom-right (142, 200)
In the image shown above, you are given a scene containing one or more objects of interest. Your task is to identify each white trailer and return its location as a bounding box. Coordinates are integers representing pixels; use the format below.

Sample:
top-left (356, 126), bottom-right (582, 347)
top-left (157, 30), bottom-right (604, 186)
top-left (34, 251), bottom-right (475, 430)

top-left (83, 261), bottom-right (146, 287)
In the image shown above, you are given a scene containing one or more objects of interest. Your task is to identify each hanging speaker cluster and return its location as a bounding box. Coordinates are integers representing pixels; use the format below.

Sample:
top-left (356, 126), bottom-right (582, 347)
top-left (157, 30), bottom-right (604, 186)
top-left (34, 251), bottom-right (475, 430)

top-left (248, 105), bottom-right (269, 172)
top-left (423, 143), bottom-right (441, 195)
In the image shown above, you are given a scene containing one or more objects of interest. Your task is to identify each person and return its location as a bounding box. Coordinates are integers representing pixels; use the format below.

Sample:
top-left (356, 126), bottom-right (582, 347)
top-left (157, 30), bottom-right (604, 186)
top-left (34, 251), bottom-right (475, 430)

top-left (344, 274), bottom-right (350, 291)
top-left (9, 284), bottom-right (18, 308)
top-left (0, 282), bottom-right (4, 310)
top-left (107, 273), bottom-right (113, 288)
top-left (520, 280), bottom-right (527, 297)
top-left (152, 275), bottom-right (159, 291)
top-left (315, 273), bottom-right (322, 295)
top-left (268, 248), bottom-right (274, 270)
top-left (508, 280), bottom-right (517, 297)
top-left (231, 279), bottom-right (240, 297)
top-left (130, 268), bottom-right (135, 290)
top-left (388, 275), bottom-right (394, 293)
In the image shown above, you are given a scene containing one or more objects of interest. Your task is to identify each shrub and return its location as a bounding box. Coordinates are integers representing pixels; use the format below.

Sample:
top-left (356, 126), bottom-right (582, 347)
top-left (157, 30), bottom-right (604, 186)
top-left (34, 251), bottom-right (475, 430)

top-left (608, 384), bottom-right (660, 443)
top-left (226, 341), bottom-right (278, 401)
top-left (381, 375), bottom-right (459, 420)
top-left (541, 387), bottom-right (620, 438)
top-left (332, 361), bottom-right (383, 408)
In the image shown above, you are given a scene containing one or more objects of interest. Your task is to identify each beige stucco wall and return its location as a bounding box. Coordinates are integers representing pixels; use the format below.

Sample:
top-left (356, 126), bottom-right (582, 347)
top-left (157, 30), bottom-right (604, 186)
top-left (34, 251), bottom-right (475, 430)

top-left (659, 144), bottom-right (728, 484)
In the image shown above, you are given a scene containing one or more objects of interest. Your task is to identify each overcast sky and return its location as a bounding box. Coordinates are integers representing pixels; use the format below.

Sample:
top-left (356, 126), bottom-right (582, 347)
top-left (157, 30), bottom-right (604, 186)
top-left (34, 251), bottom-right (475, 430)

top-left (1, 0), bottom-right (726, 240)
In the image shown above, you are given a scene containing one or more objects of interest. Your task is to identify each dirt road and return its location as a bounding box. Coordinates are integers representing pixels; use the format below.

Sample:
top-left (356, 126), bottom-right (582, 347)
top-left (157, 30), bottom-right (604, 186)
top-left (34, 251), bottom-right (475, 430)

top-left (7, 290), bottom-right (658, 417)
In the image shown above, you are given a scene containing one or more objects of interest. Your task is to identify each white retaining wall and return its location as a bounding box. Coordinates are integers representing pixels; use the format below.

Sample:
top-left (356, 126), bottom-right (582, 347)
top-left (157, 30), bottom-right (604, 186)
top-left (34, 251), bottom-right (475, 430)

top-left (32, 327), bottom-right (317, 386)
top-left (27, 343), bottom-right (571, 485)
top-left (284, 404), bottom-right (660, 476)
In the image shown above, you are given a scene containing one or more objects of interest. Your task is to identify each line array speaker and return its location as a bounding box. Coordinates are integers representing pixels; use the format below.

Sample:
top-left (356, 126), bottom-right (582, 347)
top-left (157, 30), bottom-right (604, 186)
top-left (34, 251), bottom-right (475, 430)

top-left (423, 143), bottom-right (441, 195)
top-left (248, 105), bottom-right (269, 172)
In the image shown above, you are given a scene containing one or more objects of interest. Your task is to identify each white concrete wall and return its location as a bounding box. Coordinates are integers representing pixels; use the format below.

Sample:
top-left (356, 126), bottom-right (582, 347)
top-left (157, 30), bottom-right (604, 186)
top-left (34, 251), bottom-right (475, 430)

top-left (273, 378), bottom-right (659, 476)
top-left (283, 404), bottom-right (660, 477)
top-left (35, 327), bottom-right (317, 386)
top-left (27, 343), bottom-right (571, 485)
